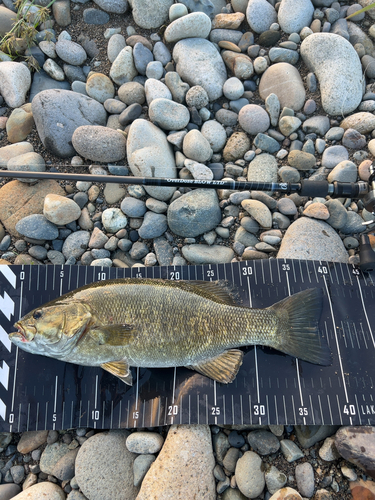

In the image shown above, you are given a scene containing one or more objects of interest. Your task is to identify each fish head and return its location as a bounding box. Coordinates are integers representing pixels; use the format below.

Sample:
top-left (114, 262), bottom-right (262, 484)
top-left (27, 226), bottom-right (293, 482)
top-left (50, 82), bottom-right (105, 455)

top-left (9, 301), bottom-right (92, 356)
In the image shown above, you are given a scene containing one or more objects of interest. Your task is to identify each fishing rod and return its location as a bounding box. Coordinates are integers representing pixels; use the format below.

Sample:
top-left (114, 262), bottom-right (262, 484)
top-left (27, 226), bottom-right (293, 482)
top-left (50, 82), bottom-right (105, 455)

top-left (1, 165), bottom-right (375, 271)
top-left (0, 168), bottom-right (371, 201)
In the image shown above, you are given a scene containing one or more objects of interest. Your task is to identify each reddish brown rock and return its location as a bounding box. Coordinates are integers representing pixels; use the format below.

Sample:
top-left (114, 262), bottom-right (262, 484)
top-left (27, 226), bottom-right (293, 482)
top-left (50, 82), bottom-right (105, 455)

top-left (335, 426), bottom-right (375, 479)
top-left (0, 179), bottom-right (65, 237)
top-left (212, 13), bottom-right (245, 29)
top-left (350, 479), bottom-right (375, 500)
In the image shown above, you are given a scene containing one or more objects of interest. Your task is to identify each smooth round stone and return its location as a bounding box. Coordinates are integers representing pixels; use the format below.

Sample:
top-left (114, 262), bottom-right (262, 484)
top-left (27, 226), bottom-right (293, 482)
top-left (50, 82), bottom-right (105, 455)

top-left (259, 62), bottom-right (305, 111)
top-left (104, 99), bottom-right (126, 114)
top-left (325, 199), bottom-right (347, 229)
top-left (321, 145), bottom-right (349, 168)
top-left (223, 447), bottom-right (240, 473)
top-left (181, 244), bottom-right (234, 264)
top-left (145, 198), bottom-right (168, 213)
top-left (295, 462), bottom-right (315, 498)
top-left (247, 430), bottom-right (280, 455)
top-left (340, 112), bottom-right (375, 134)
top-left (72, 125), bottom-right (126, 162)
top-left (279, 116), bottom-right (301, 136)
top-left (246, 0), bottom-right (277, 33)
top-left (165, 12), bottom-right (212, 43)
top-left (55, 40), bottom-right (87, 65)
top-left (146, 61), bottom-right (163, 80)
top-left (15, 214), bottom-right (58, 240)
top-left (153, 41), bottom-right (172, 65)
top-left (169, 3), bottom-right (188, 21)
top-left (109, 47), bottom-right (137, 86)
top-left (145, 78), bottom-right (172, 105)
top-left (327, 160), bottom-right (357, 183)
top-left (253, 133), bottom-right (280, 153)
top-left (7, 482), bottom-right (65, 499)
top-left (210, 29), bottom-right (243, 45)
top-left (342, 128), bottom-right (367, 149)
top-left (221, 51), bottom-right (254, 80)
top-left (119, 103), bottom-right (142, 126)
top-left (173, 38), bottom-right (227, 101)
top-left (258, 30), bottom-right (281, 46)
top-left (43, 194), bottom-right (81, 225)
top-left (303, 202), bottom-right (330, 220)
top-left (168, 189), bottom-right (221, 237)
top-left (133, 42), bottom-right (154, 76)
top-left (7, 152), bottom-right (45, 183)
top-left (133, 455), bottom-right (156, 487)
top-left (278, 0), bottom-right (314, 32)
top-left (253, 56), bottom-right (268, 74)
top-left (218, 41), bottom-right (241, 52)
top-left (235, 451), bottom-right (265, 498)
top-left (247, 153), bottom-right (278, 186)
top-left (0, 61), bottom-right (31, 108)
top-left (265, 466), bottom-right (287, 495)
top-left (301, 33), bottom-right (363, 115)
top-left (183, 129), bottom-right (212, 162)
top-left (186, 85), bottom-right (209, 109)
top-left (265, 93), bottom-right (280, 127)
top-left (302, 115), bottom-right (330, 135)
top-left (279, 166), bottom-right (300, 182)
top-left (120, 197), bottom-right (146, 217)
top-left (238, 104), bottom-right (270, 135)
top-left (126, 432), bottom-right (164, 454)
top-left (215, 109), bottom-right (238, 127)
top-left (288, 150), bottom-right (316, 170)
top-left (138, 212), bottom-right (167, 239)
top-left (277, 218), bottom-right (348, 262)
top-left (61, 231), bottom-right (89, 260)
top-left (149, 98), bottom-right (190, 130)
top-left (223, 77), bottom-right (244, 100)
top-left (241, 200), bottom-right (272, 228)
top-left (185, 159), bottom-right (214, 179)
top-left (277, 197), bottom-right (297, 215)
top-left (86, 73), bottom-right (115, 103)
top-left (83, 7), bottom-right (110, 24)
top-left (269, 47), bottom-right (299, 65)
top-left (107, 34), bottom-right (126, 63)
top-left (228, 431), bottom-right (246, 448)
top-left (339, 211), bottom-right (366, 234)
top-left (118, 82), bottom-right (146, 106)
top-left (43, 58), bottom-right (64, 81)
top-left (102, 208), bottom-right (127, 233)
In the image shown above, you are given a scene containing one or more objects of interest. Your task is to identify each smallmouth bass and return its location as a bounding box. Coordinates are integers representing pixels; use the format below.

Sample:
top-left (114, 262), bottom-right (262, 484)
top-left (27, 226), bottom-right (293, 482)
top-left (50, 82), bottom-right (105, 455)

top-left (9, 279), bottom-right (331, 385)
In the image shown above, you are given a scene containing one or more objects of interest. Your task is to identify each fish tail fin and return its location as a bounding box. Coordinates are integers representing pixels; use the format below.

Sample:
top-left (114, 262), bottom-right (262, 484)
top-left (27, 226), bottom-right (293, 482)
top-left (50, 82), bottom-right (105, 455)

top-left (270, 288), bottom-right (332, 366)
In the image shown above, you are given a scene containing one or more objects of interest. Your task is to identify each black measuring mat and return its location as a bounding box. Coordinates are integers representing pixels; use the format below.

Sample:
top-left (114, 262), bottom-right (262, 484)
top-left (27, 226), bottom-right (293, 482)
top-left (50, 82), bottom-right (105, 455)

top-left (0, 259), bottom-right (374, 431)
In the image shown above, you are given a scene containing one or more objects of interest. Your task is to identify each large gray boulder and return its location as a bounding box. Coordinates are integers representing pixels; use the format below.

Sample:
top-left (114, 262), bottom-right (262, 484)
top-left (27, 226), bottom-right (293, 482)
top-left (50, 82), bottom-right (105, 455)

top-left (32, 89), bottom-right (107, 158)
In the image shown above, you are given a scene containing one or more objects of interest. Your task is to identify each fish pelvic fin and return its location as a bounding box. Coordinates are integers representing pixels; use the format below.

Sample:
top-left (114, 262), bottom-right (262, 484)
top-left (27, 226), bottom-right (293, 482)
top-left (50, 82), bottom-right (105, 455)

top-left (101, 361), bottom-right (133, 385)
top-left (186, 349), bottom-right (244, 384)
top-left (270, 288), bottom-right (332, 366)
top-left (91, 324), bottom-right (137, 346)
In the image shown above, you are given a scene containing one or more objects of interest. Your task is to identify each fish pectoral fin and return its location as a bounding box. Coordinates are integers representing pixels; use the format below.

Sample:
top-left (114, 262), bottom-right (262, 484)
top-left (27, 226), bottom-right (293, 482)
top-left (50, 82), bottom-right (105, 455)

top-left (186, 349), bottom-right (244, 384)
top-left (91, 324), bottom-right (137, 346)
top-left (101, 361), bottom-right (133, 385)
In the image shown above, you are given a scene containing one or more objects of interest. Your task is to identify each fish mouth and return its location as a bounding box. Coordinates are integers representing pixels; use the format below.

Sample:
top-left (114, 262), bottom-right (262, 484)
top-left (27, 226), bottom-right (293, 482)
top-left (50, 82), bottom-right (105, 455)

top-left (10, 323), bottom-right (36, 343)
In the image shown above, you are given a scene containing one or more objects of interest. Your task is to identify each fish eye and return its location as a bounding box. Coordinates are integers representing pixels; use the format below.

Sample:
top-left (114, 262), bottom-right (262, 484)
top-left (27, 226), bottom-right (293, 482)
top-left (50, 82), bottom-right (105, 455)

top-left (33, 310), bottom-right (42, 320)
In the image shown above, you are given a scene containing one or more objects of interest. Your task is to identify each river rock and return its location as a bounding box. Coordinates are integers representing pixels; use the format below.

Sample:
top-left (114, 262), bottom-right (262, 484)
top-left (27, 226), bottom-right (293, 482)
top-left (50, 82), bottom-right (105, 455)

top-left (247, 153), bottom-right (278, 185)
top-left (335, 427), bottom-right (375, 478)
top-left (173, 38), bottom-right (227, 101)
top-left (223, 132), bottom-right (250, 162)
top-left (340, 112), bottom-right (375, 134)
top-left (17, 431), bottom-right (48, 454)
top-left (15, 214), bottom-right (58, 240)
top-left (246, 0), bottom-right (277, 33)
top-left (94, 0), bottom-right (128, 13)
top-left (109, 47), bottom-right (138, 85)
top-left (235, 451), bottom-right (265, 498)
top-left (75, 430), bottom-right (138, 500)
top-left (6, 107), bottom-right (34, 143)
top-left (127, 119), bottom-right (176, 201)
top-left (55, 39), bottom-right (87, 65)
top-left (72, 125), bottom-right (126, 162)
top-left (43, 194), bottom-right (81, 225)
top-left (168, 189), bottom-right (221, 237)
top-left (269, 488), bottom-right (303, 499)
top-left (32, 89), bottom-right (107, 158)
top-left (62, 231), bottom-right (90, 259)
top-left (132, 0), bottom-right (173, 28)
top-left (300, 33), bottom-right (363, 115)
top-left (165, 12), bottom-right (211, 43)
top-left (295, 425), bottom-right (339, 448)
top-left (126, 432), bottom-right (164, 454)
top-left (0, 61), bottom-right (31, 108)
top-left (0, 5), bottom-right (15, 36)
top-left (238, 104), bottom-right (270, 134)
top-left (7, 152), bottom-right (45, 183)
top-left (241, 200), bottom-right (272, 228)
top-left (183, 129), bottom-right (212, 162)
top-left (149, 98), bottom-right (190, 130)
top-left (259, 63), bottom-right (305, 110)
top-left (277, 218), bottom-right (349, 262)
top-left (278, 0), bottom-right (314, 33)
top-left (182, 244), bottom-right (234, 264)
top-left (201, 120), bottom-right (227, 152)
top-left (86, 72), bottom-right (115, 103)
top-left (137, 425), bottom-right (215, 500)
top-left (9, 482), bottom-right (65, 499)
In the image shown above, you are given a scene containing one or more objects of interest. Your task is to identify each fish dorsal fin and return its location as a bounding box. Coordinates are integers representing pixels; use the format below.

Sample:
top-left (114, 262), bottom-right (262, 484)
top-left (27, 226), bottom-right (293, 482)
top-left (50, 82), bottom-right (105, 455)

top-left (91, 324), bottom-right (137, 346)
top-left (172, 280), bottom-right (240, 306)
top-left (101, 361), bottom-right (133, 385)
top-left (186, 349), bottom-right (244, 384)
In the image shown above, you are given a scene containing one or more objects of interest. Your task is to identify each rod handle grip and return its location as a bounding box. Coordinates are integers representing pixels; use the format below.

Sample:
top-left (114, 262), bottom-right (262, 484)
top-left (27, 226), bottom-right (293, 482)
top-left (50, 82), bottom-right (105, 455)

top-left (299, 180), bottom-right (329, 198)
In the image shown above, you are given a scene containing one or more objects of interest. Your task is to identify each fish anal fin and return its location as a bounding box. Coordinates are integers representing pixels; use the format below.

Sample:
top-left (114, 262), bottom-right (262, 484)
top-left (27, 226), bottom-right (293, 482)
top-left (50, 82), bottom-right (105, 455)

top-left (101, 361), bottom-right (133, 385)
top-left (186, 349), bottom-right (244, 384)
top-left (91, 324), bottom-right (137, 346)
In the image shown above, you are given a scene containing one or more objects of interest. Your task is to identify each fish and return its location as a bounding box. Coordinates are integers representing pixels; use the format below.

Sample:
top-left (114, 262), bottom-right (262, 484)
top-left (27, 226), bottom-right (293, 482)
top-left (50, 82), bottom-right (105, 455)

top-left (9, 279), bottom-right (331, 385)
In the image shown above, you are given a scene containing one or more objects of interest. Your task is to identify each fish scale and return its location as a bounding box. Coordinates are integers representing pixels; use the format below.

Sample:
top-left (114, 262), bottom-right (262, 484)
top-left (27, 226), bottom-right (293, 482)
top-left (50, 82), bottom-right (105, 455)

top-left (0, 259), bottom-right (374, 431)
